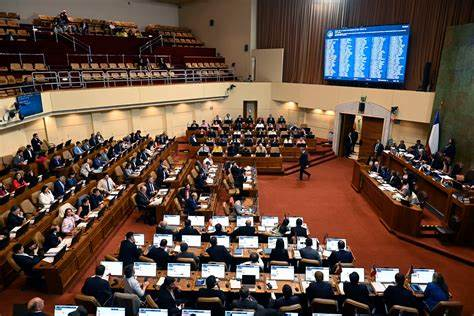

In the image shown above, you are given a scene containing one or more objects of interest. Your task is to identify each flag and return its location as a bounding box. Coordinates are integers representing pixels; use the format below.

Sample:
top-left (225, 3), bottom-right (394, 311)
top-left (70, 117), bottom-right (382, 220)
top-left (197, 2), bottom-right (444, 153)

top-left (322, 233), bottom-right (329, 244)
top-left (370, 265), bottom-right (377, 279)
top-left (427, 111), bottom-right (440, 155)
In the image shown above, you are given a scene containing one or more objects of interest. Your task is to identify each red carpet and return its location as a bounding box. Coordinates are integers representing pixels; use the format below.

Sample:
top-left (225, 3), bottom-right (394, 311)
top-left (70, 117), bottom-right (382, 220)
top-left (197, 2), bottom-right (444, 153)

top-left (1, 158), bottom-right (473, 315)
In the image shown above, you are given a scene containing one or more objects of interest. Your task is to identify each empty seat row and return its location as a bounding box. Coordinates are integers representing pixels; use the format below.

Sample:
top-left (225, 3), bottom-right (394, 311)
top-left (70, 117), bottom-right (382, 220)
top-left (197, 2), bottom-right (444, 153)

top-left (71, 62), bottom-right (174, 71)
top-left (164, 38), bottom-right (201, 45)
top-left (81, 70), bottom-right (178, 81)
top-left (159, 31), bottom-right (194, 38)
top-left (0, 12), bottom-right (20, 20)
top-left (0, 28), bottom-right (29, 37)
top-left (8, 63), bottom-right (47, 72)
top-left (185, 62), bottom-right (228, 69)
top-left (0, 20), bottom-right (19, 28)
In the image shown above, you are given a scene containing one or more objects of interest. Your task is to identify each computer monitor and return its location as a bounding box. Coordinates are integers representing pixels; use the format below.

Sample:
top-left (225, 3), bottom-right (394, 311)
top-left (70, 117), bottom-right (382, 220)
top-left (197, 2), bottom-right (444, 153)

top-left (296, 237), bottom-right (318, 250)
top-left (287, 216), bottom-right (303, 227)
top-left (101, 261), bottom-right (123, 276)
top-left (340, 268), bottom-right (364, 282)
top-left (133, 262), bottom-right (157, 277)
top-left (96, 307), bottom-right (126, 316)
top-left (268, 237), bottom-right (288, 249)
top-left (133, 234), bottom-right (145, 246)
top-left (211, 215), bottom-right (230, 227)
top-left (182, 310), bottom-right (211, 316)
top-left (238, 236), bottom-right (259, 249)
top-left (325, 238), bottom-right (347, 251)
top-left (201, 263), bottom-right (226, 278)
top-left (271, 265), bottom-right (295, 281)
top-left (214, 235), bottom-right (230, 248)
top-left (225, 311), bottom-right (254, 316)
top-left (284, 313), bottom-right (298, 316)
top-left (182, 235), bottom-right (202, 247)
top-left (375, 267), bottom-right (400, 283)
top-left (411, 268), bottom-right (435, 284)
top-left (236, 265), bottom-right (260, 280)
top-left (163, 214), bottom-right (180, 226)
top-left (236, 216), bottom-right (254, 227)
top-left (188, 215), bottom-right (205, 227)
top-left (305, 267), bottom-right (330, 281)
top-left (167, 263), bottom-right (191, 278)
top-left (261, 216), bottom-right (279, 227)
top-left (54, 305), bottom-right (78, 316)
top-left (138, 309), bottom-right (168, 316)
top-left (153, 234), bottom-right (173, 247)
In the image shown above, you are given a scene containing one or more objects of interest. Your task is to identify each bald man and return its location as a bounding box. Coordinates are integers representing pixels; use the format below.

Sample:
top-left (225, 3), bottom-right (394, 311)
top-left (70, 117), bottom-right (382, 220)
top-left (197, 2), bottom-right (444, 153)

top-left (231, 219), bottom-right (255, 240)
top-left (155, 220), bottom-right (174, 234)
top-left (27, 297), bottom-right (46, 316)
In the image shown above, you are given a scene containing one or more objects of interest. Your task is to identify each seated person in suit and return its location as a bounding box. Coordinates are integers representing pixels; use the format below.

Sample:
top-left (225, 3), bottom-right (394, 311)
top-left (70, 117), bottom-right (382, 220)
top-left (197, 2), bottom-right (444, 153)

top-left (184, 192), bottom-right (199, 215)
top-left (118, 232), bottom-right (142, 267)
top-left (73, 142), bottom-right (85, 157)
top-left (210, 223), bottom-right (227, 236)
top-left (12, 243), bottom-right (42, 281)
top-left (384, 273), bottom-right (419, 311)
top-left (97, 174), bottom-right (116, 194)
top-left (49, 155), bottom-right (64, 170)
top-left (343, 271), bottom-right (370, 306)
top-left (423, 272), bottom-right (450, 312)
top-left (90, 188), bottom-right (104, 210)
top-left (277, 218), bottom-right (290, 235)
top-left (24, 169), bottom-right (38, 188)
top-left (65, 172), bottom-right (78, 190)
top-left (7, 205), bottom-right (26, 231)
top-left (178, 184), bottom-right (191, 203)
top-left (155, 277), bottom-right (182, 316)
top-left (300, 238), bottom-right (321, 262)
top-left (270, 284), bottom-right (300, 310)
top-left (144, 176), bottom-right (157, 198)
top-left (135, 185), bottom-right (155, 225)
top-left (175, 219), bottom-right (200, 241)
top-left (306, 271), bottom-right (335, 303)
top-left (291, 218), bottom-right (308, 238)
top-left (81, 264), bottom-right (113, 306)
top-left (123, 264), bottom-right (149, 300)
top-left (156, 220), bottom-right (174, 235)
top-left (176, 242), bottom-right (200, 268)
top-left (231, 219), bottom-right (255, 240)
top-left (78, 197), bottom-right (92, 218)
top-left (328, 240), bottom-right (354, 273)
top-left (23, 145), bottom-right (35, 164)
top-left (232, 288), bottom-right (264, 311)
top-left (26, 297), bottom-right (46, 316)
top-left (53, 176), bottom-right (67, 198)
top-left (43, 224), bottom-right (62, 252)
top-left (198, 275), bottom-right (226, 305)
top-left (194, 172), bottom-right (210, 193)
top-left (206, 236), bottom-right (232, 265)
top-left (147, 238), bottom-right (169, 269)
top-left (242, 252), bottom-right (265, 271)
top-left (270, 238), bottom-right (289, 262)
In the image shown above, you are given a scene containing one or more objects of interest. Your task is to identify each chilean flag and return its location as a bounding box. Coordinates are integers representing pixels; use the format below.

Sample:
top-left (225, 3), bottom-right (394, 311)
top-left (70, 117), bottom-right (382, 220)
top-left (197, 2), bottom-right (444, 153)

top-left (427, 111), bottom-right (440, 155)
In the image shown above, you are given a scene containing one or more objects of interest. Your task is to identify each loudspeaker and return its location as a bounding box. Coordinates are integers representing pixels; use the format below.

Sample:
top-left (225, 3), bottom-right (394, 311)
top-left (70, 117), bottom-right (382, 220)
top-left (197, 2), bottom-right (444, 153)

top-left (244, 44), bottom-right (249, 52)
top-left (358, 102), bottom-right (365, 113)
top-left (209, 19), bottom-right (214, 27)
top-left (421, 62), bottom-right (431, 91)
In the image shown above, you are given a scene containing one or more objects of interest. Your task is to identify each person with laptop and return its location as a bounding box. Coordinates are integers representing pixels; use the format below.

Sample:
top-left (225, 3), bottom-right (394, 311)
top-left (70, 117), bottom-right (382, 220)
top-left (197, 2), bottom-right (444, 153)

top-left (231, 219), bottom-right (255, 240)
top-left (6, 205), bottom-right (26, 231)
top-left (176, 242), bottom-right (200, 268)
top-left (184, 192), bottom-right (199, 215)
top-left (12, 243), bottom-right (42, 285)
top-left (26, 297), bottom-right (46, 316)
top-left (306, 271), bottom-right (335, 303)
top-left (136, 185), bottom-right (156, 225)
top-left (156, 220), bottom-right (174, 235)
top-left (43, 224), bottom-right (62, 252)
top-left (123, 264), bottom-right (149, 300)
top-left (209, 223), bottom-right (228, 236)
top-left (90, 188), bottom-right (105, 210)
top-left (343, 271), bottom-right (370, 306)
top-left (328, 240), bottom-right (354, 273)
top-left (232, 288), bottom-right (264, 311)
top-left (276, 218), bottom-right (290, 235)
top-left (242, 252), bottom-right (265, 271)
top-left (269, 238), bottom-right (289, 262)
top-left (155, 276), bottom-right (182, 316)
top-left (383, 273), bottom-right (419, 311)
top-left (291, 218), bottom-right (308, 238)
top-left (269, 284), bottom-right (301, 309)
top-left (118, 232), bottom-right (142, 267)
top-left (81, 264), bottom-right (113, 306)
top-left (197, 275), bottom-right (226, 306)
top-left (206, 237), bottom-right (232, 266)
top-left (146, 238), bottom-right (169, 269)
top-left (38, 185), bottom-right (55, 208)
top-left (423, 272), bottom-right (450, 312)
top-left (300, 238), bottom-right (321, 262)
top-left (175, 219), bottom-right (201, 241)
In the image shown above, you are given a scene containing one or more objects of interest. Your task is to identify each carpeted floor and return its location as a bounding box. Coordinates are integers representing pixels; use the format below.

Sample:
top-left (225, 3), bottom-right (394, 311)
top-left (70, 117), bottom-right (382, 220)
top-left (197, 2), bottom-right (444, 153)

top-left (1, 157), bottom-right (473, 315)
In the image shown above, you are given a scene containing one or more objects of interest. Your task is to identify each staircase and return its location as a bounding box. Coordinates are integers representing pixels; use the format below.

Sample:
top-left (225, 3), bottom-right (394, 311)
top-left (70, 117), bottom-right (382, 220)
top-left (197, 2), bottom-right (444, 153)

top-left (283, 150), bottom-right (337, 175)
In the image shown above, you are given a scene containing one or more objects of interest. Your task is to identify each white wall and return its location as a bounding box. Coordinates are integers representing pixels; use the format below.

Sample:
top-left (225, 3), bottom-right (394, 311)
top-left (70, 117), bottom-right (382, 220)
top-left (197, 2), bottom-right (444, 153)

top-left (252, 48), bottom-right (284, 82)
top-left (2, 0), bottom-right (179, 28)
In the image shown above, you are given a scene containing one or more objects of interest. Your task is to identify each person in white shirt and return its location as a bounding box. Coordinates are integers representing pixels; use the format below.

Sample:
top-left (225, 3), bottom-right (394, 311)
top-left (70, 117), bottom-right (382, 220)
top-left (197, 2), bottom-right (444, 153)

top-left (61, 208), bottom-right (82, 234)
top-left (203, 154), bottom-right (213, 167)
top-left (80, 160), bottom-right (92, 178)
top-left (97, 174), bottom-right (116, 193)
top-left (123, 264), bottom-right (149, 299)
top-left (38, 185), bottom-right (55, 207)
top-left (242, 252), bottom-right (264, 271)
top-left (255, 143), bottom-right (267, 155)
top-left (255, 122), bottom-right (265, 129)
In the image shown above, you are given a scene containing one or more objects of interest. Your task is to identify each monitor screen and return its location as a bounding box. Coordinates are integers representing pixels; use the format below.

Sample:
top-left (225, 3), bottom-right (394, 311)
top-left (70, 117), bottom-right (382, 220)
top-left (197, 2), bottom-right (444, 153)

top-left (411, 268), bottom-right (435, 284)
top-left (236, 216), bottom-right (254, 227)
top-left (101, 261), bottom-right (123, 276)
top-left (153, 234), bottom-right (173, 247)
top-left (305, 267), bottom-right (330, 281)
top-left (271, 266), bottom-right (295, 281)
top-left (324, 24), bottom-right (410, 83)
top-left (211, 216), bottom-right (230, 227)
top-left (182, 235), bottom-right (202, 247)
top-left (96, 307), bottom-right (126, 316)
top-left (133, 234), bottom-right (145, 246)
top-left (168, 263), bottom-right (191, 278)
top-left (225, 312), bottom-right (254, 316)
top-left (340, 268), bottom-right (365, 282)
top-left (326, 238), bottom-right (346, 251)
top-left (163, 214), bottom-right (180, 226)
top-left (261, 216), bottom-right (279, 227)
top-left (214, 235), bottom-right (230, 248)
top-left (296, 237), bottom-right (318, 250)
top-left (133, 262), bottom-right (157, 277)
top-left (238, 236), bottom-right (259, 249)
top-left (201, 263), bottom-right (226, 279)
top-left (287, 216), bottom-right (303, 228)
top-left (236, 265), bottom-right (260, 280)
top-left (375, 267), bottom-right (400, 283)
top-left (182, 310), bottom-right (211, 316)
top-left (138, 309), bottom-right (168, 316)
top-left (268, 237), bottom-right (288, 249)
top-left (17, 92), bottom-right (43, 118)
top-left (188, 215), bottom-right (205, 227)
top-left (54, 305), bottom-right (78, 316)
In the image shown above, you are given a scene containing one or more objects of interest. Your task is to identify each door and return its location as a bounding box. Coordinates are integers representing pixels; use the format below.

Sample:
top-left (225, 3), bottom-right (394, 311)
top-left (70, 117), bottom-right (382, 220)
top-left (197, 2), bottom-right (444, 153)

top-left (359, 116), bottom-right (384, 160)
top-left (243, 101), bottom-right (258, 119)
top-left (338, 114), bottom-right (355, 157)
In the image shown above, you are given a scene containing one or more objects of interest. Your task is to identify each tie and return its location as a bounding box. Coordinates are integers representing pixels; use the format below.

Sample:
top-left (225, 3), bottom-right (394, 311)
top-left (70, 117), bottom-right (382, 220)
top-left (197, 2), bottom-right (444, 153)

top-left (107, 180), bottom-right (111, 191)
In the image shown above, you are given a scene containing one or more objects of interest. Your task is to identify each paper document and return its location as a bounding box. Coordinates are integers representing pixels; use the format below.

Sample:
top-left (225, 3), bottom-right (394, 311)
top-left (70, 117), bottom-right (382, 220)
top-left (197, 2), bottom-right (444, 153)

top-left (267, 280), bottom-right (278, 290)
top-left (42, 257), bottom-right (55, 263)
top-left (371, 282), bottom-right (385, 292)
top-left (230, 280), bottom-right (241, 289)
top-left (338, 282), bottom-right (345, 295)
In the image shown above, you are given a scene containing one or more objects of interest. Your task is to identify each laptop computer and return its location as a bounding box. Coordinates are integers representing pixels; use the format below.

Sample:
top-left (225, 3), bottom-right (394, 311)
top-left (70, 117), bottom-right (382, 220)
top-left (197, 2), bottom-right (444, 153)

top-left (410, 268), bottom-right (435, 292)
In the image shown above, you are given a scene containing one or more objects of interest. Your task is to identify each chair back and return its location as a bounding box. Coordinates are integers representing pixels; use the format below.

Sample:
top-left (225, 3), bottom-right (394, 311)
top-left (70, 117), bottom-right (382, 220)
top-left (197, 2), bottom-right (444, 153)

top-left (299, 258), bottom-right (321, 272)
top-left (174, 198), bottom-right (183, 212)
top-left (74, 294), bottom-right (101, 314)
top-left (177, 256), bottom-right (197, 270)
top-left (20, 199), bottom-right (36, 215)
top-left (139, 255), bottom-right (154, 263)
top-left (104, 254), bottom-right (118, 261)
top-left (145, 294), bottom-right (158, 308)
top-left (31, 191), bottom-right (41, 206)
top-left (343, 299), bottom-right (371, 315)
top-left (167, 156), bottom-right (175, 166)
top-left (279, 304), bottom-right (302, 313)
top-left (33, 231), bottom-right (45, 249)
top-left (131, 193), bottom-right (138, 207)
top-left (187, 174), bottom-right (195, 186)
top-left (311, 298), bottom-right (339, 314)
top-left (162, 160), bottom-right (171, 169)
top-left (269, 260), bottom-right (290, 268)
top-left (113, 292), bottom-right (140, 316)
top-left (388, 305), bottom-right (419, 315)
top-left (196, 297), bottom-right (224, 315)
top-left (430, 301), bottom-right (463, 316)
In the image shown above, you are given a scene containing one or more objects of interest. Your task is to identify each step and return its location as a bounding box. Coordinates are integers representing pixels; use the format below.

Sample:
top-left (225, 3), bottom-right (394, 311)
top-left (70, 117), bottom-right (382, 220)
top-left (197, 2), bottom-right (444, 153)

top-left (283, 152), bottom-right (335, 172)
top-left (284, 153), bottom-right (337, 175)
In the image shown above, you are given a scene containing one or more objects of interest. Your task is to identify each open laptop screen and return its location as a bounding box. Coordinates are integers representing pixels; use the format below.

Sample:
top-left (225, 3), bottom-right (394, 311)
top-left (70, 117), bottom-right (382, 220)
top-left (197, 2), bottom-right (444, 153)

top-left (211, 216), bottom-right (230, 227)
top-left (168, 263), bottom-right (191, 278)
top-left (54, 305), bottom-right (78, 316)
top-left (188, 215), bottom-right (205, 227)
top-left (340, 268), bottom-right (364, 282)
top-left (96, 307), bottom-right (126, 316)
top-left (182, 235), bottom-right (202, 247)
top-left (133, 262), bottom-right (157, 277)
top-left (201, 263), bottom-right (226, 279)
top-left (238, 236), bottom-right (259, 249)
top-left (138, 309), bottom-right (168, 316)
top-left (236, 216), bottom-right (254, 227)
top-left (375, 267), bottom-right (400, 283)
top-left (270, 266), bottom-right (295, 281)
top-left (163, 214), bottom-right (180, 226)
top-left (268, 237), bottom-right (288, 249)
top-left (305, 267), bottom-right (330, 281)
top-left (153, 234), bottom-right (173, 247)
top-left (101, 261), bottom-right (123, 277)
top-left (236, 264), bottom-right (260, 280)
top-left (411, 269), bottom-right (435, 284)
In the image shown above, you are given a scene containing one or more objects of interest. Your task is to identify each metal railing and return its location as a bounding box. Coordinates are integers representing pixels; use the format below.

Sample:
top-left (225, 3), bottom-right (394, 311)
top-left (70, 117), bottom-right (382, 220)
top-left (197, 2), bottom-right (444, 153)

top-left (54, 32), bottom-right (92, 56)
top-left (139, 35), bottom-right (164, 56)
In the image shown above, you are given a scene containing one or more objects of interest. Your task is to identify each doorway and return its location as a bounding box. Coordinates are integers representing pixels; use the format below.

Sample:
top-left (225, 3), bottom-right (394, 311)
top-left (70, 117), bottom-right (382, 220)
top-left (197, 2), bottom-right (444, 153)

top-left (243, 101), bottom-right (258, 119)
top-left (338, 113), bottom-right (355, 157)
top-left (358, 116), bottom-right (384, 161)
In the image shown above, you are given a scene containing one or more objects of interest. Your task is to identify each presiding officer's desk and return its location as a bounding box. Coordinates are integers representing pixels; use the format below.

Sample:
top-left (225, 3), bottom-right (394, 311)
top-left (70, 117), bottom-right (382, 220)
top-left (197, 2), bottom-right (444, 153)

top-left (198, 154), bottom-right (283, 175)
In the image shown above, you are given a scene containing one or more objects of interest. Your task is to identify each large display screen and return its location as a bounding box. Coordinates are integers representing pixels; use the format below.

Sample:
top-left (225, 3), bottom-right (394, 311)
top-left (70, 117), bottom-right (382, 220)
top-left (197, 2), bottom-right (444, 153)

top-left (16, 92), bottom-right (43, 117)
top-left (324, 24), bottom-right (410, 83)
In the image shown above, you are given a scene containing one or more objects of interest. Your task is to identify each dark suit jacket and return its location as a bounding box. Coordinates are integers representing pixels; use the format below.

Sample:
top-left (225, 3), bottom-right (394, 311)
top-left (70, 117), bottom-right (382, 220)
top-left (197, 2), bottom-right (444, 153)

top-left (13, 253), bottom-right (41, 276)
top-left (156, 288), bottom-right (180, 315)
top-left (299, 152), bottom-right (309, 167)
top-left (31, 138), bottom-right (42, 152)
top-left (328, 249), bottom-right (354, 272)
top-left (7, 212), bottom-right (24, 231)
top-left (231, 226), bottom-right (255, 239)
top-left (343, 282), bottom-right (370, 305)
top-left (44, 231), bottom-right (61, 251)
top-left (81, 275), bottom-right (113, 306)
top-left (300, 246), bottom-right (321, 261)
top-left (66, 178), bottom-right (78, 190)
top-left (23, 148), bottom-right (35, 163)
top-left (118, 239), bottom-right (141, 267)
top-left (232, 298), bottom-right (263, 310)
top-left (176, 226), bottom-right (200, 241)
top-left (184, 197), bottom-right (198, 215)
top-left (50, 158), bottom-right (63, 170)
top-left (383, 284), bottom-right (419, 309)
top-left (156, 226), bottom-right (174, 235)
top-left (146, 246), bottom-right (169, 269)
top-left (198, 287), bottom-right (226, 304)
top-left (53, 180), bottom-right (66, 197)
top-left (206, 245), bottom-right (232, 264)
top-left (270, 248), bottom-right (290, 262)
top-left (135, 192), bottom-right (150, 210)
top-left (90, 194), bottom-right (104, 210)
top-left (306, 281), bottom-right (335, 302)
top-left (145, 182), bottom-right (156, 198)
top-left (291, 226), bottom-right (308, 237)
top-left (176, 251), bottom-right (199, 266)
top-left (271, 295), bottom-right (300, 309)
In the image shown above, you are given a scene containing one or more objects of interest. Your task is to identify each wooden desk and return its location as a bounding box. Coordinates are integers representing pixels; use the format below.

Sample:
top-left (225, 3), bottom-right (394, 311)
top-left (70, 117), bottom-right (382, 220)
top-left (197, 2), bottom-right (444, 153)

top-left (210, 155), bottom-right (283, 174)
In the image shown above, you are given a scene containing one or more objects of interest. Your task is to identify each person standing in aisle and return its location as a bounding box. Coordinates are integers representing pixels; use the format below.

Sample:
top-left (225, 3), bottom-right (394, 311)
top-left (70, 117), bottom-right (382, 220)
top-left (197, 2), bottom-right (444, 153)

top-left (299, 148), bottom-right (311, 180)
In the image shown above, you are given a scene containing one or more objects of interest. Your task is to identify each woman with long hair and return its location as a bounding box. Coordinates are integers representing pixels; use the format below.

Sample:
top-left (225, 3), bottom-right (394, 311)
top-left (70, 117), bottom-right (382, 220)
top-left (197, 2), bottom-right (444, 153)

top-left (424, 272), bottom-right (450, 311)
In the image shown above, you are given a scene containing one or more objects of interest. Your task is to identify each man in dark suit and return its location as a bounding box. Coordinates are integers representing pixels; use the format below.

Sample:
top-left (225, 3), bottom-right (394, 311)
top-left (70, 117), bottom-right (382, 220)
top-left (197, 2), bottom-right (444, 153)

top-left (12, 243), bottom-right (41, 280)
top-left (389, 171), bottom-right (402, 189)
top-left (209, 223), bottom-right (228, 236)
top-left (155, 161), bottom-right (168, 187)
top-left (176, 242), bottom-right (200, 268)
top-left (291, 218), bottom-right (308, 238)
top-left (53, 176), bottom-right (67, 198)
top-left (300, 238), bottom-right (321, 262)
top-left (26, 297), bottom-right (47, 316)
top-left (31, 133), bottom-right (43, 153)
top-left (374, 139), bottom-right (384, 157)
top-left (81, 264), bottom-right (113, 306)
top-left (65, 172), bottom-right (78, 190)
top-left (135, 185), bottom-right (155, 225)
top-left (383, 273), bottom-right (419, 310)
top-left (156, 221), bottom-right (174, 235)
top-left (155, 277), bottom-right (181, 316)
top-left (343, 272), bottom-right (370, 305)
top-left (145, 176), bottom-right (157, 198)
top-left (175, 219), bottom-right (200, 241)
top-left (328, 240), bottom-right (354, 273)
top-left (43, 225), bottom-right (62, 252)
top-left (7, 206), bottom-right (25, 231)
top-left (118, 232), bottom-right (142, 267)
top-left (232, 288), bottom-right (264, 310)
top-left (90, 188), bottom-right (104, 210)
top-left (231, 219), bottom-right (255, 240)
top-left (306, 271), bottom-right (335, 304)
top-left (197, 275), bottom-right (226, 305)
top-left (49, 155), bottom-right (64, 171)
top-left (146, 238), bottom-right (169, 269)
top-left (299, 148), bottom-right (311, 180)
top-left (206, 237), bottom-right (232, 265)
top-left (23, 145), bottom-right (35, 163)
top-left (350, 129), bottom-right (359, 153)
top-left (270, 284), bottom-right (301, 309)
top-left (267, 114), bottom-right (276, 125)
top-left (184, 193), bottom-right (199, 215)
